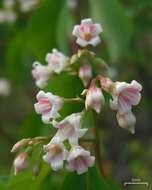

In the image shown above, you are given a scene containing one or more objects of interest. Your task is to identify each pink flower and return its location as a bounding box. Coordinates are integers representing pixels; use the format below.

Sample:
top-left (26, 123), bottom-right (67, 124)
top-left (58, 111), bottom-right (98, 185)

top-left (51, 113), bottom-right (87, 145)
top-left (72, 18), bottom-right (102, 47)
top-left (116, 111), bottom-right (136, 134)
top-left (67, 146), bottom-right (95, 174)
top-left (32, 61), bottom-right (51, 88)
top-left (45, 49), bottom-right (69, 74)
top-left (43, 143), bottom-right (68, 171)
top-left (110, 80), bottom-right (142, 113)
top-left (13, 153), bottom-right (29, 175)
top-left (85, 85), bottom-right (105, 113)
top-left (34, 90), bottom-right (63, 123)
top-left (79, 65), bottom-right (92, 87)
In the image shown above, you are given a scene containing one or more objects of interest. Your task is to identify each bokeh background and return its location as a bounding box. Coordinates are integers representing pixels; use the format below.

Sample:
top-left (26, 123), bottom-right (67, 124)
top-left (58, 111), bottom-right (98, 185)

top-left (0, 0), bottom-right (152, 189)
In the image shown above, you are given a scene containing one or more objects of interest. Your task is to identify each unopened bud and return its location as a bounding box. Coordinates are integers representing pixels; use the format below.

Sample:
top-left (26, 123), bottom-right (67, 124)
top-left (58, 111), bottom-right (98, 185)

top-left (99, 76), bottom-right (113, 93)
top-left (79, 65), bottom-right (92, 86)
top-left (85, 84), bottom-right (105, 113)
top-left (11, 139), bottom-right (30, 153)
top-left (13, 153), bottom-right (29, 175)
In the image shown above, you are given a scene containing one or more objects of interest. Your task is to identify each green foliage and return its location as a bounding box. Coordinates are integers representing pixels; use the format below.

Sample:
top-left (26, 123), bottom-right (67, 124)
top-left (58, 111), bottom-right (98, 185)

top-left (27, 0), bottom-right (65, 61)
top-left (61, 166), bottom-right (111, 190)
top-left (90, 0), bottom-right (133, 61)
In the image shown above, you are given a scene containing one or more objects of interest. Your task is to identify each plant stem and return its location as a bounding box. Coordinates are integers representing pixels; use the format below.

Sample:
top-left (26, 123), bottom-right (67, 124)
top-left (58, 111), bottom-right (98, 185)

top-left (63, 97), bottom-right (84, 103)
top-left (92, 111), bottom-right (106, 177)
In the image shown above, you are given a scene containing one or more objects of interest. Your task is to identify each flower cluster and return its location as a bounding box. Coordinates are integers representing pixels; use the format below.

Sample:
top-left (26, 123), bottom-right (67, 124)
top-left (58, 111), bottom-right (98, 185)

top-left (11, 18), bottom-right (142, 176)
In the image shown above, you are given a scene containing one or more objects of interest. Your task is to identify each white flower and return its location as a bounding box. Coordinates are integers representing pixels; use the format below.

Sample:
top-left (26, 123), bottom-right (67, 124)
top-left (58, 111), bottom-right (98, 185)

top-left (85, 85), bottom-right (105, 113)
top-left (110, 80), bottom-right (142, 114)
top-left (72, 18), bottom-right (102, 47)
top-left (116, 111), bottom-right (136, 134)
top-left (67, 146), bottom-right (95, 174)
top-left (19, 0), bottom-right (38, 13)
top-left (0, 10), bottom-right (16, 23)
top-left (45, 49), bottom-right (69, 74)
top-left (13, 153), bottom-right (29, 175)
top-left (43, 143), bottom-right (68, 171)
top-left (0, 78), bottom-right (11, 96)
top-left (3, 0), bottom-right (14, 8)
top-left (34, 90), bottom-right (63, 123)
top-left (67, 0), bottom-right (77, 9)
top-left (51, 113), bottom-right (87, 145)
top-left (32, 61), bottom-right (51, 89)
top-left (78, 65), bottom-right (92, 87)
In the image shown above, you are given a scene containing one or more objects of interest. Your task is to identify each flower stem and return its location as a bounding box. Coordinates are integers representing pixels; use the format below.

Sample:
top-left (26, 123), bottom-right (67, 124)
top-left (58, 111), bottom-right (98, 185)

top-left (92, 111), bottom-right (106, 177)
top-left (63, 97), bottom-right (84, 103)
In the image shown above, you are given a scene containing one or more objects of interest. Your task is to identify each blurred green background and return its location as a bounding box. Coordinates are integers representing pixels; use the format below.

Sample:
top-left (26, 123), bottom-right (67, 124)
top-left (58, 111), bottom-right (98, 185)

top-left (0, 0), bottom-right (152, 189)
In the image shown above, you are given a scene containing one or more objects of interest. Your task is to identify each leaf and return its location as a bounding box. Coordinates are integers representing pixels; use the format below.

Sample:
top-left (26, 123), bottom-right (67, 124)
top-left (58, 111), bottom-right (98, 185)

top-left (90, 0), bottom-right (132, 61)
top-left (27, 0), bottom-right (64, 61)
top-left (5, 31), bottom-right (31, 82)
top-left (45, 72), bottom-right (83, 98)
top-left (61, 166), bottom-right (112, 190)
top-left (56, 3), bottom-right (75, 54)
top-left (20, 113), bottom-right (43, 138)
top-left (7, 163), bottom-right (50, 190)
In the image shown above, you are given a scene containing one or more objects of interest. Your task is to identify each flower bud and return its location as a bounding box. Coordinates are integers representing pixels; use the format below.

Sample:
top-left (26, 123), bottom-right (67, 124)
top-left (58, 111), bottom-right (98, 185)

top-left (11, 139), bottom-right (30, 153)
top-left (13, 153), bottom-right (29, 175)
top-left (99, 76), bottom-right (113, 93)
top-left (85, 84), bottom-right (105, 113)
top-left (79, 65), bottom-right (92, 87)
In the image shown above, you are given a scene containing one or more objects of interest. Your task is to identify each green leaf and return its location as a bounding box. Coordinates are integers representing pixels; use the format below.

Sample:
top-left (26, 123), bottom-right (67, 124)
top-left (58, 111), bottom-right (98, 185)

top-left (5, 31), bottom-right (31, 82)
top-left (27, 0), bottom-right (64, 61)
top-left (61, 166), bottom-right (111, 190)
top-left (56, 3), bottom-right (75, 54)
top-left (90, 0), bottom-right (132, 61)
top-left (20, 113), bottom-right (43, 138)
top-left (45, 72), bottom-right (83, 98)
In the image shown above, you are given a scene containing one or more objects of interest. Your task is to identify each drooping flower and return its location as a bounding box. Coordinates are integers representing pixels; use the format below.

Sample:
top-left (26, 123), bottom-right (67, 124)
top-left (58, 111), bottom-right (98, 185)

top-left (34, 90), bottom-right (63, 123)
top-left (116, 111), bottom-right (136, 134)
top-left (78, 65), bottom-right (92, 87)
top-left (45, 49), bottom-right (69, 74)
top-left (72, 18), bottom-right (102, 47)
top-left (110, 80), bottom-right (142, 113)
top-left (13, 153), bottom-right (29, 175)
top-left (51, 113), bottom-right (87, 145)
top-left (43, 143), bottom-right (68, 171)
top-left (32, 61), bottom-right (51, 89)
top-left (67, 146), bottom-right (95, 174)
top-left (85, 84), bottom-right (105, 113)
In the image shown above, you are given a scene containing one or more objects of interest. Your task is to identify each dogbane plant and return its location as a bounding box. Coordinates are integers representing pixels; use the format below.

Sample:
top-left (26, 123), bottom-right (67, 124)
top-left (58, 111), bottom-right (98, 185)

top-left (11, 18), bottom-right (142, 176)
